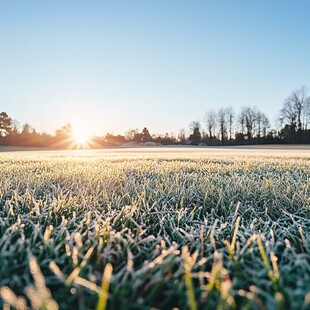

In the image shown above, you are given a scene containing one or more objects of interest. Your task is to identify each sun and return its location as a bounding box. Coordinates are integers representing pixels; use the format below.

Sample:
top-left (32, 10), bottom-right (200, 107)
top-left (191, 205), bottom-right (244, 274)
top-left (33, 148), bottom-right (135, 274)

top-left (71, 129), bottom-right (90, 146)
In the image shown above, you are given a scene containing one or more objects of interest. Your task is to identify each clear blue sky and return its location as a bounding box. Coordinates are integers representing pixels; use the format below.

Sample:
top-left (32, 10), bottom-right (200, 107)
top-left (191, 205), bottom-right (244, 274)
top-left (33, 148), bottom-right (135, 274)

top-left (1, 0), bottom-right (309, 135)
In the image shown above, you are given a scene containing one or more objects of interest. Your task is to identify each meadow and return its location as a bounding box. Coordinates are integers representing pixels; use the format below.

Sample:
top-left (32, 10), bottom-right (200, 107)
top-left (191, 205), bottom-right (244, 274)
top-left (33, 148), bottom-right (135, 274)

top-left (0, 148), bottom-right (309, 310)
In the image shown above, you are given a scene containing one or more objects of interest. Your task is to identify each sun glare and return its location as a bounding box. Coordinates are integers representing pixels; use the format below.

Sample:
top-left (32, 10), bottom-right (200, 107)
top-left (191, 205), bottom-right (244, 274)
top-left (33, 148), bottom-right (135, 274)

top-left (72, 130), bottom-right (90, 146)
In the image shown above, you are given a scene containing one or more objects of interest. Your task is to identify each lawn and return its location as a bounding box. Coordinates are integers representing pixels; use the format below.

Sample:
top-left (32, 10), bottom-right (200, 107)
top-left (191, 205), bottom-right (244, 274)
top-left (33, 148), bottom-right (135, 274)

top-left (0, 148), bottom-right (309, 309)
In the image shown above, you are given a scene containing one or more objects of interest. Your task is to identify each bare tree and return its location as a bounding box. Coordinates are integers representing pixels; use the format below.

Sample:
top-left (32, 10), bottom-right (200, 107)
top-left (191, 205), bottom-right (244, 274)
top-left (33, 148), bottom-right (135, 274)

top-left (189, 121), bottom-right (201, 145)
top-left (279, 86), bottom-right (310, 142)
top-left (256, 111), bottom-right (262, 139)
top-left (204, 110), bottom-right (216, 145)
top-left (292, 86), bottom-right (308, 132)
top-left (301, 95), bottom-right (310, 131)
top-left (279, 100), bottom-right (296, 127)
top-left (238, 112), bottom-right (245, 137)
top-left (226, 107), bottom-right (234, 143)
top-left (217, 108), bottom-right (227, 145)
top-left (125, 129), bottom-right (139, 142)
top-left (261, 113), bottom-right (270, 139)
top-left (178, 128), bottom-right (186, 143)
top-left (239, 107), bottom-right (257, 141)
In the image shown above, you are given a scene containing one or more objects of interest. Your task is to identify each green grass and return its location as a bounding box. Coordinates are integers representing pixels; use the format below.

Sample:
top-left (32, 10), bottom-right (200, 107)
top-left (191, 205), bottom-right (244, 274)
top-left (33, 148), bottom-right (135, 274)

top-left (0, 150), bottom-right (309, 309)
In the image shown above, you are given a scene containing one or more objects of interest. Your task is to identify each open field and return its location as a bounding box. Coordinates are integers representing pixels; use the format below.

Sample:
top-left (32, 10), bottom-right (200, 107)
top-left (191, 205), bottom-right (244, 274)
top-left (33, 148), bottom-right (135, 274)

top-left (0, 148), bottom-right (309, 309)
top-left (1, 144), bottom-right (310, 154)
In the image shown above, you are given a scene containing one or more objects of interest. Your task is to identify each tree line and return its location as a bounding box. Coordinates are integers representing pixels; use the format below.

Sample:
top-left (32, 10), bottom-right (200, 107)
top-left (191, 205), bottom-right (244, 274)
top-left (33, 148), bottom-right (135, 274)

top-left (1, 86), bottom-right (310, 148)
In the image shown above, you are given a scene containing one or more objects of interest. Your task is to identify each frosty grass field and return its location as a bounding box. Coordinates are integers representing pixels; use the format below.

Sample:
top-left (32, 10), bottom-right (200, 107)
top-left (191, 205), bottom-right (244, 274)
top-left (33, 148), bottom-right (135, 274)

top-left (0, 147), bottom-right (309, 310)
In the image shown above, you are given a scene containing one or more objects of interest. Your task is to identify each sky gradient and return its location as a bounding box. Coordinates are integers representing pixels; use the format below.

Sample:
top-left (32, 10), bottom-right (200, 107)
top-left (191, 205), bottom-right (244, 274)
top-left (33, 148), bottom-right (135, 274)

top-left (1, 0), bottom-right (310, 136)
